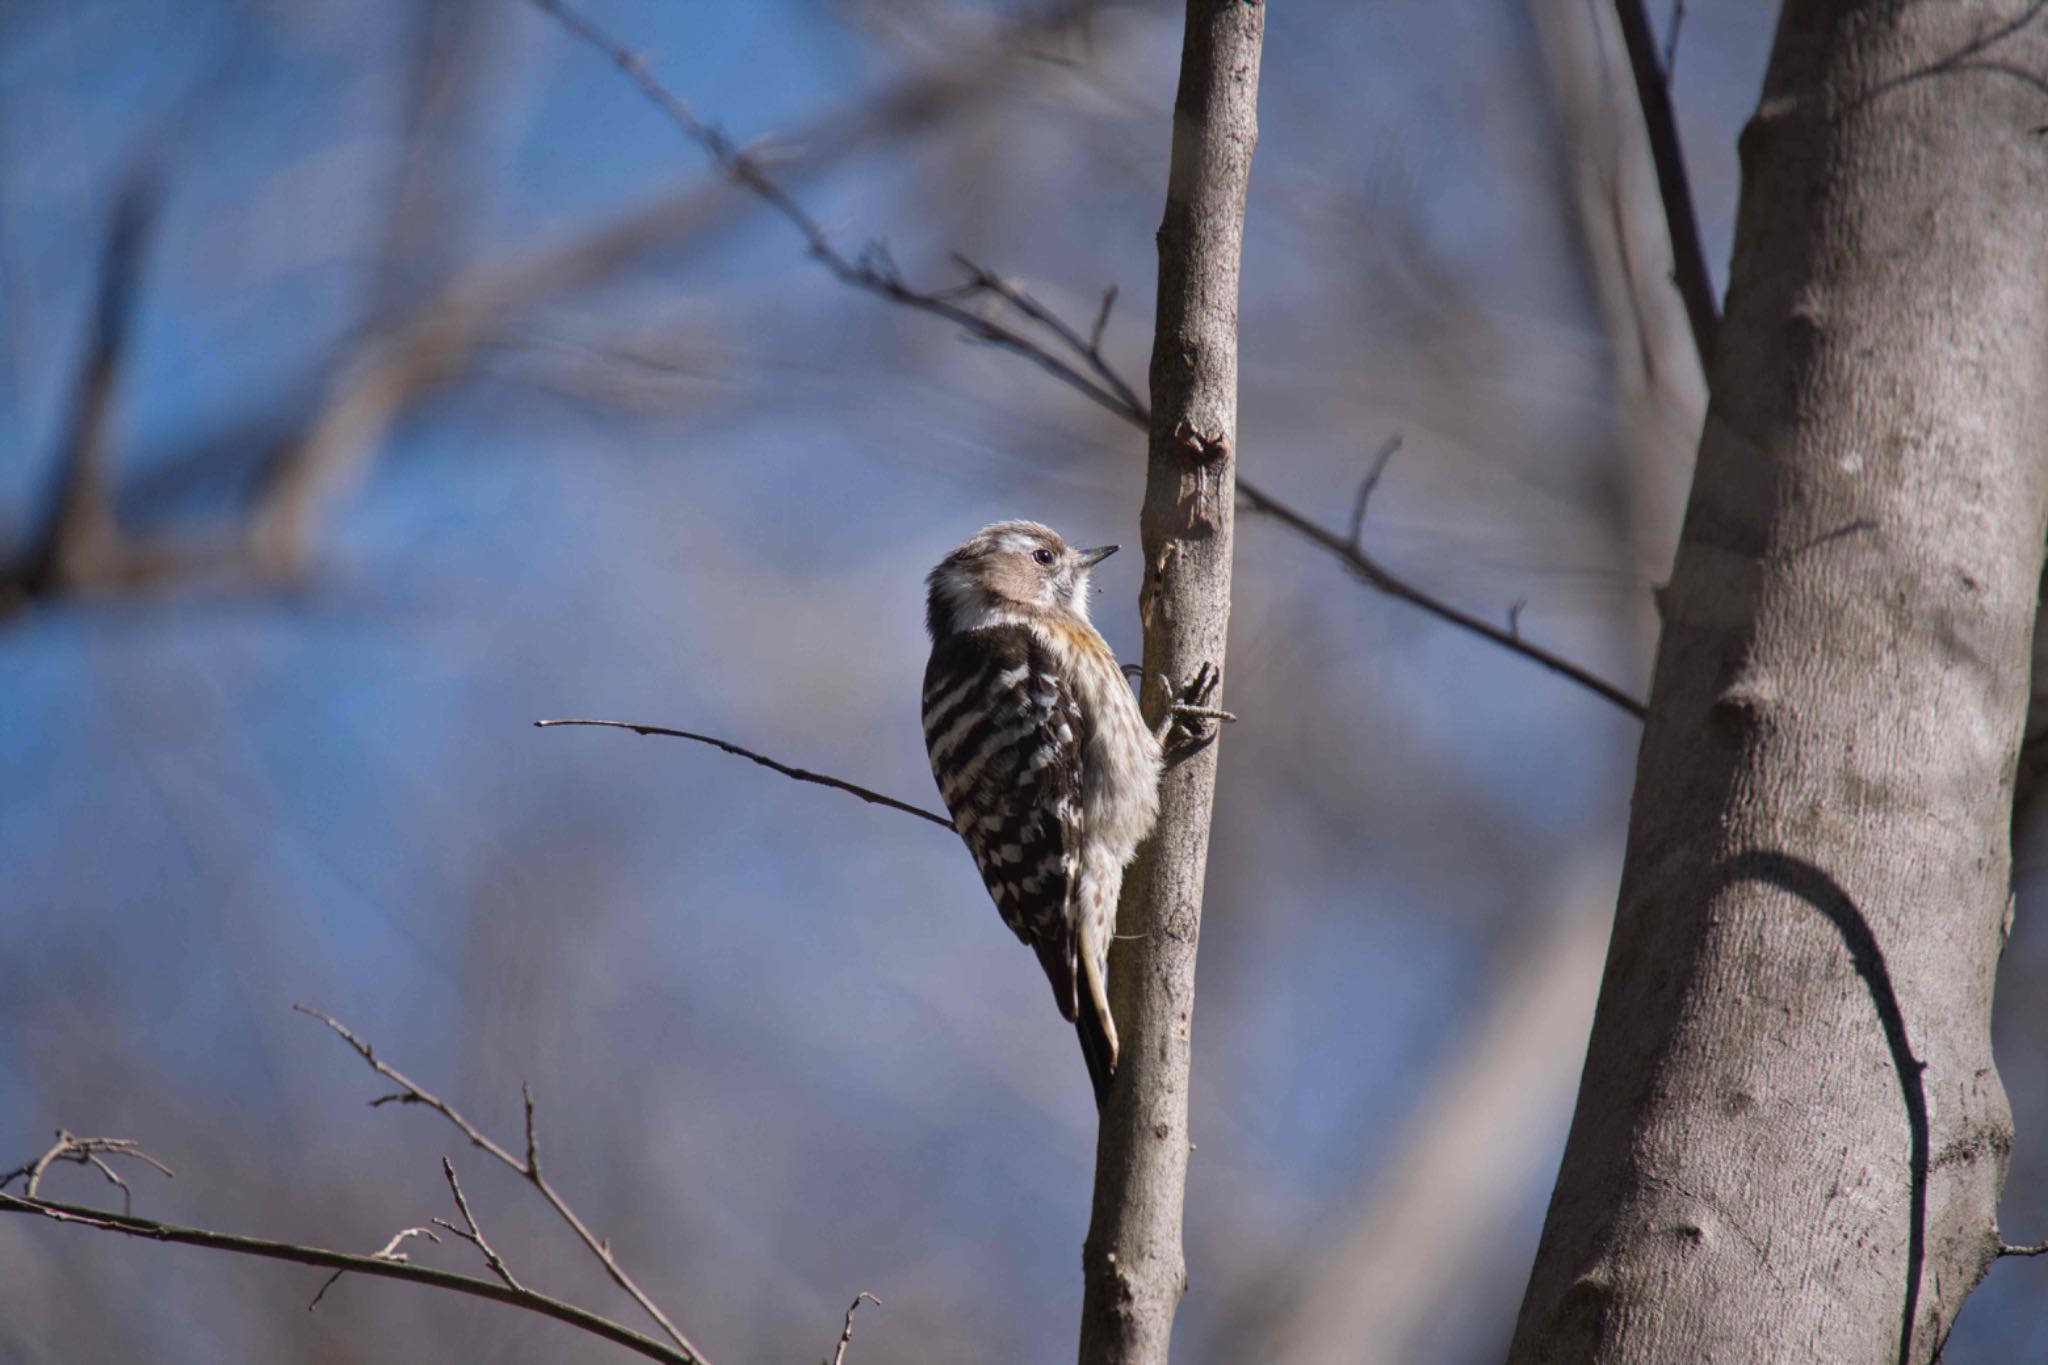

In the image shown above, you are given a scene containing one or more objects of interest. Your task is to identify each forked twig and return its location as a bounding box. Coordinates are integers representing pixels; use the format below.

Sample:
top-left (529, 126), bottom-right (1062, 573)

top-left (0, 1131), bottom-right (174, 1215)
top-left (436, 1157), bottom-right (524, 1292)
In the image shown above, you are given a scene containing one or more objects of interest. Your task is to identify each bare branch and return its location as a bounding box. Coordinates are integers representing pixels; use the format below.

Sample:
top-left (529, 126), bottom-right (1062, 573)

top-left (2000, 1239), bottom-right (2048, 1257)
top-left (1234, 482), bottom-right (1648, 718)
top-left (520, 0), bottom-right (1146, 430)
top-left (826, 1292), bottom-right (882, 1365)
top-left (309, 1226), bottom-right (442, 1311)
top-left (521, 0), bottom-right (1647, 720)
top-left (1, 1131), bottom-right (175, 1216)
top-left (949, 252), bottom-right (1147, 417)
top-left (437, 1157), bottom-right (524, 1292)
top-left (0, 1191), bottom-right (694, 1364)
top-left (534, 719), bottom-right (952, 827)
top-left (1609, 0), bottom-right (1719, 367)
top-left (291, 1005), bottom-right (707, 1362)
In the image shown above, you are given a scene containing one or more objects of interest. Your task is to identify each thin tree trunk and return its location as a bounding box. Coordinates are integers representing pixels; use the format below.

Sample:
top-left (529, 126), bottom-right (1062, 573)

top-left (1509, 4), bottom-right (2048, 1362)
top-left (1077, 3), bottom-right (1263, 1362)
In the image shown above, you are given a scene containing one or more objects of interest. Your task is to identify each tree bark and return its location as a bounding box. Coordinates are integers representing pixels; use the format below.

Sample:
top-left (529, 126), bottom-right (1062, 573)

top-left (1077, 3), bottom-right (1262, 1363)
top-left (1509, 4), bottom-right (2048, 1362)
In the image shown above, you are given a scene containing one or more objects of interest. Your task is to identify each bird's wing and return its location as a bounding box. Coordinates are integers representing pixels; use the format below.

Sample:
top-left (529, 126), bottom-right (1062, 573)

top-left (922, 625), bottom-right (1089, 1019)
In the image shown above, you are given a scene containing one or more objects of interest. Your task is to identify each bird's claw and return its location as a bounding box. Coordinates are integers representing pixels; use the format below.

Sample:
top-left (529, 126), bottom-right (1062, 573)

top-left (1154, 661), bottom-right (1234, 752)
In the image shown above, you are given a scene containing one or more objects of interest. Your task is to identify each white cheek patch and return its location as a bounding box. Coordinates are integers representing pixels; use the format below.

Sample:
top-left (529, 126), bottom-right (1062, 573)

top-left (935, 566), bottom-right (977, 616)
top-left (937, 567), bottom-right (1020, 632)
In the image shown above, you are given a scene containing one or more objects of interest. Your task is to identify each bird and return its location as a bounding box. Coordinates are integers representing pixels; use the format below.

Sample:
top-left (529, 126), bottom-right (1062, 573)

top-left (922, 520), bottom-right (1164, 1109)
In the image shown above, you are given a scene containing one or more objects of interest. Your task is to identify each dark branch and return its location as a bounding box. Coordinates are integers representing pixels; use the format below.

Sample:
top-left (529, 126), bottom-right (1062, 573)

top-left (1346, 433), bottom-right (1403, 550)
top-left (534, 719), bottom-right (952, 827)
top-left (1611, 0), bottom-right (1719, 367)
top-left (0, 1192), bottom-right (695, 1365)
top-left (522, 0), bottom-right (1143, 428)
top-left (1234, 483), bottom-right (1648, 718)
top-left (521, 0), bottom-right (1647, 721)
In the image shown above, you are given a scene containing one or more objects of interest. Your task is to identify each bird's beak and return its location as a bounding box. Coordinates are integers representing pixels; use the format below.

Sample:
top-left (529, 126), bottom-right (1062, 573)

top-left (1076, 545), bottom-right (1119, 568)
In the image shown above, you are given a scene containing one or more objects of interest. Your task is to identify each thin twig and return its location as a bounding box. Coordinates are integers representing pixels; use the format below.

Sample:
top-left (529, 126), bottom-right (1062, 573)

top-left (2001, 1240), bottom-right (2048, 1257)
top-left (950, 253), bottom-right (1146, 416)
top-left (1, 1132), bottom-right (174, 1216)
top-left (1610, 0), bottom-right (1719, 367)
top-left (1346, 433), bottom-right (1404, 549)
top-left (291, 1005), bottom-right (709, 1364)
top-left (827, 1292), bottom-right (883, 1365)
top-left (1088, 283), bottom-right (1118, 355)
top-left (309, 1226), bottom-right (440, 1311)
top-left (534, 719), bottom-right (952, 827)
top-left (522, 0), bottom-right (1646, 720)
top-left (1234, 481), bottom-right (1648, 718)
top-left (437, 1157), bottom-right (524, 1291)
top-left (0, 1192), bottom-right (695, 1365)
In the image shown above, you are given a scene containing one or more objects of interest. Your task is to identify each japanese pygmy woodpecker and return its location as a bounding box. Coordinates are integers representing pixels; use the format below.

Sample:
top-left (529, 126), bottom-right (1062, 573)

top-left (922, 520), bottom-right (1164, 1108)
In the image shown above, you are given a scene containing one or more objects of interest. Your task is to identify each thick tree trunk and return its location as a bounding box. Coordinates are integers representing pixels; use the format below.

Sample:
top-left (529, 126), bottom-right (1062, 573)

top-left (1076, 3), bottom-right (1262, 1363)
top-left (1509, 3), bottom-right (2048, 1362)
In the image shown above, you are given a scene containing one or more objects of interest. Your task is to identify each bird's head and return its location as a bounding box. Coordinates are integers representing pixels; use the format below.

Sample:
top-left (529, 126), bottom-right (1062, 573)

top-left (925, 520), bottom-right (1118, 639)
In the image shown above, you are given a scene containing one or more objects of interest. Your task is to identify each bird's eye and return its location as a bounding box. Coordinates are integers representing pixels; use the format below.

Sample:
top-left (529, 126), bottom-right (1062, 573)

top-left (1033, 548), bottom-right (1056, 567)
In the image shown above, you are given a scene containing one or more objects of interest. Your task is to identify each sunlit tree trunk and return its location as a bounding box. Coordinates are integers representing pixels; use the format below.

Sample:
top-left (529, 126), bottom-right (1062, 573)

top-left (1509, 2), bottom-right (2048, 1361)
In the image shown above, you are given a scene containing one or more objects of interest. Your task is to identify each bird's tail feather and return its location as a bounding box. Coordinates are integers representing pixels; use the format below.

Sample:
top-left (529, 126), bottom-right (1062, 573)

top-left (1076, 946), bottom-right (1120, 1111)
top-left (1077, 999), bottom-right (1116, 1111)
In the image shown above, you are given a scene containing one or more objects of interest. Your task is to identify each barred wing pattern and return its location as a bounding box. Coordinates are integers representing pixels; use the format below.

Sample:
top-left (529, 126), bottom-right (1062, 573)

top-left (922, 625), bottom-right (1088, 1020)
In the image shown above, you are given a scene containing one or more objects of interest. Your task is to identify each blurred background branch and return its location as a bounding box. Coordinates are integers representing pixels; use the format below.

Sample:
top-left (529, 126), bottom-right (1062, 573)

top-left (1608, 0), bottom-right (1719, 367)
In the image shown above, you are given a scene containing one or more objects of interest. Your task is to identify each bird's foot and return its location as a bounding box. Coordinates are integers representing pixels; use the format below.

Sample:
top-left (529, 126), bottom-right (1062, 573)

top-left (1154, 661), bottom-right (1234, 752)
